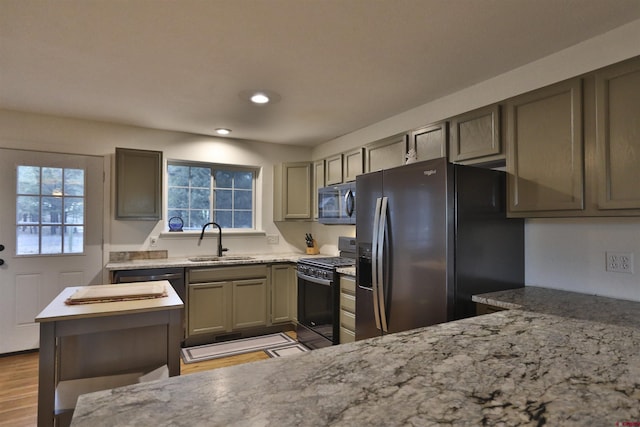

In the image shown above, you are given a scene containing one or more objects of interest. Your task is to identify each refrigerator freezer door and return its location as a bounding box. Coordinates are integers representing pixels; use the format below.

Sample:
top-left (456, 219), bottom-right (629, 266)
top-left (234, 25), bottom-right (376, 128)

top-left (381, 158), bottom-right (452, 333)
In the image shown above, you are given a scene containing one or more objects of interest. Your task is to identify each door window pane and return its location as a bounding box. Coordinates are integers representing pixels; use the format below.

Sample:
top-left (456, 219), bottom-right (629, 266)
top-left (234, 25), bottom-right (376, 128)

top-left (64, 198), bottom-right (84, 224)
top-left (17, 166), bottom-right (40, 195)
top-left (64, 226), bottom-right (83, 253)
top-left (16, 165), bottom-right (85, 255)
top-left (17, 196), bottom-right (40, 223)
top-left (42, 168), bottom-right (63, 195)
top-left (41, 226), bottom-right (62, 254)
top-left (64, 169), bottom-right (84, 196)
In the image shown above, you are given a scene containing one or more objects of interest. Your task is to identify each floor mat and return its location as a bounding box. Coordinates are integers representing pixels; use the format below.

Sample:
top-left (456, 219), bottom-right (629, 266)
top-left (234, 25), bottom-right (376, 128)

top-left (181, 332), bottom-right (300, 363)
top-left (264, 343), bottom-right (310, 358)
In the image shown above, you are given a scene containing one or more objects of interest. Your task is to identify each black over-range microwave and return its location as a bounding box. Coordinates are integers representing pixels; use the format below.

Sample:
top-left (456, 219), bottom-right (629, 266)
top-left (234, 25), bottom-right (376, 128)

top-left (318, 182), bottom-right (356, 225)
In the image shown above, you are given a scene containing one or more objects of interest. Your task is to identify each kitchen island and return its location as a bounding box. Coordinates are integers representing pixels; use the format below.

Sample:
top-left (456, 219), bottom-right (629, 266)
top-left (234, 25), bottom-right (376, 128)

top-left (36, 281), bottom-right (183, 427)
top-left (71, 289), bottom-right (640, 426)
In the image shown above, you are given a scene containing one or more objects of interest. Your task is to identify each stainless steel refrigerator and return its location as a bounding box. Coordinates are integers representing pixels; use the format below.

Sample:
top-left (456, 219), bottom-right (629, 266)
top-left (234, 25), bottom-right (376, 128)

top-left (355, 157), bottom-right (524, 340)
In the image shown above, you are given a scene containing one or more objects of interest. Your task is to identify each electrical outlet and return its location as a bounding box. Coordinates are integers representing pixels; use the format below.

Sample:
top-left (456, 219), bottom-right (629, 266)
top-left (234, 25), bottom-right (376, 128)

top-left (150, 236), bottom-right (158, 247)
top-left (606, 251), bottom-right (634, 274)
top-left (266, 235), bottom-right (279, 245)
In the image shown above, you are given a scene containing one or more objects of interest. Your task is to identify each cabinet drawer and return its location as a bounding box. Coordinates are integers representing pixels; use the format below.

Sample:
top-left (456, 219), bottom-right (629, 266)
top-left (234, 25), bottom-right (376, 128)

top-left (188, 265), bottom-right (267, 283)
top-left (340, 275), bottom-right (356, 294)
top-left (340, 310), bottom-right (356, 331)
top-left (340, 292), bottom-right (356, 313)
top-left (340, 327), bottom-right (355, 344)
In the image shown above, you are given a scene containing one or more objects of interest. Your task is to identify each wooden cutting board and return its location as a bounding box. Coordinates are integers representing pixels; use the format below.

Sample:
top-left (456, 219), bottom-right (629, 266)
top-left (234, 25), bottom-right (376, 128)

top-left (65, 283), bottom-right (167, 305)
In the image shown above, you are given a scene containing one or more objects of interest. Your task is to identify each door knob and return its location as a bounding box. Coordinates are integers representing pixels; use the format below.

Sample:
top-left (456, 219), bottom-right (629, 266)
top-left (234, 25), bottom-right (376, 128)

top-left (0, 244), bottom-right (4, 251)
top-left (0, 259), bottom-right (4, 266)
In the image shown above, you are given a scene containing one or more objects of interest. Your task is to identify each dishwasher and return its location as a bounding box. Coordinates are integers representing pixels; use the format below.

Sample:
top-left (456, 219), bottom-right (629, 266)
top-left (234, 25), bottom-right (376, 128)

top-left (112, 267), bottom-right (186, 340)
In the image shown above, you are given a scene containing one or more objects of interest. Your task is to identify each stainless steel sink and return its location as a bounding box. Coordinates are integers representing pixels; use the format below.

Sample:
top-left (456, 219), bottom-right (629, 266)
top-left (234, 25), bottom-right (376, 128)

top-left (188, 256), bottom-right (254, 262)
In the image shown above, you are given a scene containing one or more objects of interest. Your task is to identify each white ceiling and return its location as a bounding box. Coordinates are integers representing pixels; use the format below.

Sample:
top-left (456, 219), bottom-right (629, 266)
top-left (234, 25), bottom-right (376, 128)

top-left (1, 0), bottom-right (640, 147)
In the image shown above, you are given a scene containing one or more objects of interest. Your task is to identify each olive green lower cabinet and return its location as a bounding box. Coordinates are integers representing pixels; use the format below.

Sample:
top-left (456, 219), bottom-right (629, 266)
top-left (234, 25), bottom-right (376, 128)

top-left (339, 275), bottom-right (356, 344)
top-left (270, 264), bottom-right (297, 324)
top-left (187, 265), bottom-right (268, 338)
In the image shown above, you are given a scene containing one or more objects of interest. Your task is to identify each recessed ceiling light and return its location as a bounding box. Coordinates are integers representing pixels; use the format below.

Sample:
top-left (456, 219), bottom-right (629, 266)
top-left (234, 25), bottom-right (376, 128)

top-left (215, 128), bottom-right (231, 135)
top-left (239, 89), bottom-right (281, 105)
top-left (250, 93), bottom-right (270, 104)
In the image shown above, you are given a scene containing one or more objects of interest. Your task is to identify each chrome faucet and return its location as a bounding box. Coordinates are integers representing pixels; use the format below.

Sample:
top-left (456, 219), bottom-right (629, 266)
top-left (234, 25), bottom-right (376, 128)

top-left (199, 222), bottom-right (228, 257)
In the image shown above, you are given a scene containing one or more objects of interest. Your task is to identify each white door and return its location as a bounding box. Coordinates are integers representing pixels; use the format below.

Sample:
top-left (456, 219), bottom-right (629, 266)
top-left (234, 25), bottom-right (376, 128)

top-left (0, 149), bottom-right (104, 354)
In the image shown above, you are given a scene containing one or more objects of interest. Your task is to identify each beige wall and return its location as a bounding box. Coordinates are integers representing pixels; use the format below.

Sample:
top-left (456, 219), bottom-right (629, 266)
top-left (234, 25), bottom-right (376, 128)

top-left (0, 110), bottom-right (315, 266)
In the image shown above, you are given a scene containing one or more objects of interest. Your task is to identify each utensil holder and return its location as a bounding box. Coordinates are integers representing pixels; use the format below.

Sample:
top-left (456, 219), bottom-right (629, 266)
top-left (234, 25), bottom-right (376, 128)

top-left (306, 241), bottom-right (320, 255)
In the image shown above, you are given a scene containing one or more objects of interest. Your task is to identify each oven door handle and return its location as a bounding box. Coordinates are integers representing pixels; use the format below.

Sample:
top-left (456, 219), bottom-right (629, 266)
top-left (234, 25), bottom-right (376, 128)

top-left (297, 272), bottom-right (333, 286)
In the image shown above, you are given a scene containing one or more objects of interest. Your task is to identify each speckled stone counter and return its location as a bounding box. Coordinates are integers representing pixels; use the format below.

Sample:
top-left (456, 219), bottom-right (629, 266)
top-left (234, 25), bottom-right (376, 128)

top-left (473, 285), bottom-right (640, 329)
top-left (336, 266), bottom-right (355, 276)
top-left (71, 307), bottom-right (640, 426)
top-left (105, 252), bottom-right (315, 270)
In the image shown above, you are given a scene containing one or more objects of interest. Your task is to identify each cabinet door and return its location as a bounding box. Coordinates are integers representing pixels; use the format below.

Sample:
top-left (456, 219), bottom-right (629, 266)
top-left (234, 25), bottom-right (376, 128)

top-left (595, 57), bottom-right (640, 210)
top-left (343, 148), bottom-right (364, 182)
top-left (325, 154), bottom-right (343, 185)
top-left (365, 133), bottom-right (407, 172)
top-left (187, 281), bottom-right (230, 336)
top-left (115, 147), bottom-right (162, 220)
top-left (450, 105), bottom-right (502, 163)
top-left (274, 162), bottom-right (312, 220)
top-left (411, 122), bottom-right (448, 162)
top-left (313, 160), bottom-right (325, 220)
top-left (506, 79), bottom-right (584, 214)
top-left (270, 264), bottom-right (296, 324)
top-left (232, 278), bottom-right (267, 329)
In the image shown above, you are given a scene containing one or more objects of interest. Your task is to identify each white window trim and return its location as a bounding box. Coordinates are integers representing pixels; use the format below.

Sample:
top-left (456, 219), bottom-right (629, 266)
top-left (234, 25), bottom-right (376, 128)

top-left (165, 159), bottom-right (262, 232)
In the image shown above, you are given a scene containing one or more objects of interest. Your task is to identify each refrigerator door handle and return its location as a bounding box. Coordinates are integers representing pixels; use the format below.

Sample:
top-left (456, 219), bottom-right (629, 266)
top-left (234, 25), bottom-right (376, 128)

top-left (378, 196), bottom-right (389, 333)
top-left (371, 197), bottom-right (382, 331)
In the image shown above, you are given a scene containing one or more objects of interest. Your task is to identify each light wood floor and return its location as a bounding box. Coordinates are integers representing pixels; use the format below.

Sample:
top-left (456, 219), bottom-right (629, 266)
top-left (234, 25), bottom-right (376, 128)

top-left (0, 332), bottom-right (296, 427)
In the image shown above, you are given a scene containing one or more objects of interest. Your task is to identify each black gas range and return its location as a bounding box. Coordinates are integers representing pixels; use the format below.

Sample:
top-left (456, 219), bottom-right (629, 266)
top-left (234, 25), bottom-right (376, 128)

top-left (297, 256), bottom-right (356, 279)
top-left (296, 237), bottom-right (355, 349)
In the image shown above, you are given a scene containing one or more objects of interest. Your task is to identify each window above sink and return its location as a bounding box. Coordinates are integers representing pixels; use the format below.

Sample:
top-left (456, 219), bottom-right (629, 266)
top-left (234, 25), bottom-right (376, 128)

top-left (166, 160), bottom-right (258, 232)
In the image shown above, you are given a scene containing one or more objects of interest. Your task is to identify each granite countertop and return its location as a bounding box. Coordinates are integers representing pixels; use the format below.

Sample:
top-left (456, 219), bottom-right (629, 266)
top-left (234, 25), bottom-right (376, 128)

top-left (336, 266), bottom-right (355, 276)
top-left (473, 285), bottom-right (640, 329)
top-left (105, 252), bottom-right (315, 270)
top-left (72, 288), bottom-right (640, 426)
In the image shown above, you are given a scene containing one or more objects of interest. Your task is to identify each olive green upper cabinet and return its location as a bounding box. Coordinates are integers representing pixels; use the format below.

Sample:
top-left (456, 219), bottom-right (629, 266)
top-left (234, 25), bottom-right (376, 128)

top-left (342, 148), bottom-right (364, 182)
top-left (595, 57), bottom-right (640, 211)
top-left (115, 148), bottom-right (162, 220)
top-left (450, 105), bottom-right (502, 164)
top-left (273, 162), bottom-right (312, 221)
top-left (313, 160), bottom-right (325, 220)
top-left (325, 154), bottom-right (343, 185)
top-left (410, 122), bottom-right (448, 162)
top-left (365, 133), bottom-right (408, 173)
top-left (506, 79), bottom-right (584, 215)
